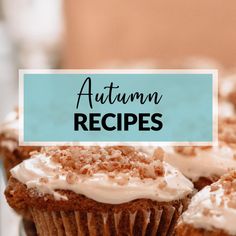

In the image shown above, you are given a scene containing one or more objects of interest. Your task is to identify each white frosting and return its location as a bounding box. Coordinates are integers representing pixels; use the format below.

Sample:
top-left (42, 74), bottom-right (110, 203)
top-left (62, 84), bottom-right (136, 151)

top-left (0, 110), bottom-right (18, 139)
top-left (182, 184), bottom-right (236, 234)
top-left (10, 154), bottom-right (193, 204)
top-left (219, 101), bottom-right (235, 118)
top-left (164, 146), bottom-right (236, 181)
top-left (136, 146), bottom-right (156, 156)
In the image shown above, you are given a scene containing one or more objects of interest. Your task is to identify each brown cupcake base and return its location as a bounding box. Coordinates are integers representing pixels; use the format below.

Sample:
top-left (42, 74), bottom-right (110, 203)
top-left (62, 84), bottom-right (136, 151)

top-left (30, 203), bottom-right (184, 236)
top-left (0, 141), bottom-right (40, 224)
top-left (6, 178), bottom-right (191, 236)
top-left (176, 222), bottom-right (232, 236)
top-left (193, 176), bottom-right (220, 191)
top-left (22, 219), bottom-right (37, 236)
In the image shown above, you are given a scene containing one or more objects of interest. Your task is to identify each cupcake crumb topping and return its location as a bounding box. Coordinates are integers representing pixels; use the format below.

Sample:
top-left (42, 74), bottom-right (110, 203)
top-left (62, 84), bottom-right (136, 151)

top-left (39, 177), bottom-right (49, 184)
top-left (208, 172), bottom-right (236, 208)
top-left (210, 184), bottom-right (219, 192)
top-left (174, 146), bottom-right (212, 157)
top-left (36, 146), bottom-right (166, 181)
top-left (174, 146), bottom-right (197, 156)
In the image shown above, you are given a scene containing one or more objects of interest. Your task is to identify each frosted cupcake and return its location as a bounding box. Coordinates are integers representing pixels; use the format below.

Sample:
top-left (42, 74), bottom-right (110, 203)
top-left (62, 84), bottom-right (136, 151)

top-left (176, 171), bottom-right (236, 236)
top-left (5, 146), bottom-right (193, 236)
top-left (0, 109), bottom-right (40, 179)
top-left (164, 117), bottom-right (236, 190)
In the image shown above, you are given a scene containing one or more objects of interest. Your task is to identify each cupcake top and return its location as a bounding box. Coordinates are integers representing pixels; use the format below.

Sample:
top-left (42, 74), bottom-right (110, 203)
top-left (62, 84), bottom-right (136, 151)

top-left (0, 109), bottom-right (19, 151)
top-left (10, 146), bottom-right (193, 204)
top-left (164, 118), bottom-right (236, 181)
top-left (181, 171), bottom-right (236, 235)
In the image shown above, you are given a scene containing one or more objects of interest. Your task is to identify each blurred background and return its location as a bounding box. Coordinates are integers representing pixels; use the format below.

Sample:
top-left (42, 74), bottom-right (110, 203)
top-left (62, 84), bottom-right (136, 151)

top-left (0, 0), bottom-right (63, 121)
top-left (0, 1), bottom-right (236, 234)
top-left (1, 0), bottom-right (236, 120)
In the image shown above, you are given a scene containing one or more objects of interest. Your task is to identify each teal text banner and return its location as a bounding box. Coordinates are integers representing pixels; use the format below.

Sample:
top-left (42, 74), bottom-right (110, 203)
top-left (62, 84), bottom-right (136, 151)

top-left (21, 70), bottom-right (215, 144)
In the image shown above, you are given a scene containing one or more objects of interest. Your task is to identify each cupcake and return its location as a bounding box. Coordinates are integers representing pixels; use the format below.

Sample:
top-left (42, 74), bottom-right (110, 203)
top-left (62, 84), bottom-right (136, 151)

top-left (164, 117), bottom-right (236, 190)
top-left (176, 171), bottom-right (236, 236)
top-left (0, 109), bottom-right (40, 179)
top-left (5, 146), bottom-right (193, 236)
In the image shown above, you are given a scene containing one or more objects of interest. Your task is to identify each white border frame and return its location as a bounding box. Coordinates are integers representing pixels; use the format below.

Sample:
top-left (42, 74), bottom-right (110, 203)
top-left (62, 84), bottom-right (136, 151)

top-left (19, 69), bottom-right (218, 146)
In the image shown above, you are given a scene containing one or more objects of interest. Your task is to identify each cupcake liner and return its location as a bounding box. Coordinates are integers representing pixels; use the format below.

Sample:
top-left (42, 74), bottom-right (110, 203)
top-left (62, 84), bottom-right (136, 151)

top-left (22, 219), bottom-right (37, 236)
top-left (29, 202), bottom-right (184, 236)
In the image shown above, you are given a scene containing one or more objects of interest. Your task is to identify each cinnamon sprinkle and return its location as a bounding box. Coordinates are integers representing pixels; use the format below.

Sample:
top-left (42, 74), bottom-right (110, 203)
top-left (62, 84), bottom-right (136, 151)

top-left (38, 146), bottom-right (165, 180)
top-left (39, 177), bottom-right (49, 184)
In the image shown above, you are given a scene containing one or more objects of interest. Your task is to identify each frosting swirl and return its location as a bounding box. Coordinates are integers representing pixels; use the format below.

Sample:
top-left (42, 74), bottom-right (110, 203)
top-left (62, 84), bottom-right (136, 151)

top-left (165, 145), bottom-right (236, 181)
top-left (164, 118), bottom-right (236, 181)
top-left (10, 146), bottom-right (193, 204)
